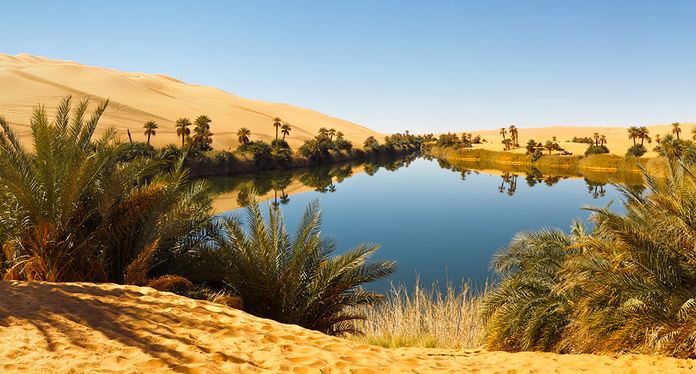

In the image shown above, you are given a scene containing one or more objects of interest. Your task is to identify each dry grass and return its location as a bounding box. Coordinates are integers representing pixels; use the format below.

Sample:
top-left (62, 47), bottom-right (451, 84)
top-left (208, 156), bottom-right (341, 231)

top-left (351, 281), bottom-right (484, 349)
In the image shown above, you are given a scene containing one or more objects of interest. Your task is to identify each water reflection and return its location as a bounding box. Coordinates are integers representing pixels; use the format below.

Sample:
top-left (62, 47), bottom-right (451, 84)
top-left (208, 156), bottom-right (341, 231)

top-left (207, 154), bottom-right (419, 211)
top-left (205, 156), bottom-right (643, 289)
top-left (428, 155), bottom-right (644, 199)
top-left (207, 154), bottom-right (647, 214)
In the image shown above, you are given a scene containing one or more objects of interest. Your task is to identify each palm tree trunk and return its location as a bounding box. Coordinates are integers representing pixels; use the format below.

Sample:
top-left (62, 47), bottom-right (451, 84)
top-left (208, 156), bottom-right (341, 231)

top-left (181, 134), bottom-right (185, 148)
top-left (147, 133), bottom-right (151, 145)
top-left (275, 127), bottom-right (279, 140)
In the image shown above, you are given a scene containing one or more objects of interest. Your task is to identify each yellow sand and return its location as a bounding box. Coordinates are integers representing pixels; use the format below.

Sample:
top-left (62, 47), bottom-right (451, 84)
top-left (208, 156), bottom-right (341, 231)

top-left (1, 281), bottom-right (694, 373)
top-left (0, 53), bottom-right (381, 149)
top-left (467, 124), bottom-right (696, 157)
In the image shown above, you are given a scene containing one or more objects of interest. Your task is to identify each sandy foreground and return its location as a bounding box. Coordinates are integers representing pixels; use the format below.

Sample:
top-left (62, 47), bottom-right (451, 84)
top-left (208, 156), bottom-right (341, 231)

top-left (0, 282), bottom-right (694, 373)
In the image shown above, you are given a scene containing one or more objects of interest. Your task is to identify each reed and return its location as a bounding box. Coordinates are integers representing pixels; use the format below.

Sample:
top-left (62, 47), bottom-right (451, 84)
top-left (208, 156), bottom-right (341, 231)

top-left (352, 281), bottom-right (484, 349)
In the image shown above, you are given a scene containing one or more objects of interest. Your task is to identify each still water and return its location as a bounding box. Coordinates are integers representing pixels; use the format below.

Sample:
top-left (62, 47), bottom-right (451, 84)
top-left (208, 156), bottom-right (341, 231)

top-left (207, 155), bottom-right (636, 290)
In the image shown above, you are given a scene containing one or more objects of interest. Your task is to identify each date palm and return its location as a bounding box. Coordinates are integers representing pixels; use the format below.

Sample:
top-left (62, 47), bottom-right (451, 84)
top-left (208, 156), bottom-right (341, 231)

top-left (175, 117), bottom-right (192, 148)
top-left (672, 122), bottom-right (681, 140)
top-left (281, 123), bottom-right (291, 141)
top-left (273, 117), bottom-right (282, 140)
top-left (328, 128), bottom-right (337, 142)
top-left (237, 127), bottom-right (251, 144)
top-left (482, 227), bottom-right (580, 352)
top-left (193, 115), bottom-right (213, 150)
top-left (143, 120), bottom-right (158, 145)
top-left (204, 199), bottom-right (396, 335)
top-left (0, 96), bottom-right (215, 284)
top-left (627, 126), bottom-right (639, 145)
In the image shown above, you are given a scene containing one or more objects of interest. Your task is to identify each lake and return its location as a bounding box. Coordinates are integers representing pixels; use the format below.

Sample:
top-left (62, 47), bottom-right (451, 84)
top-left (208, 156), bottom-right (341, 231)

top-left (207, 155), bottom-right (639, 291)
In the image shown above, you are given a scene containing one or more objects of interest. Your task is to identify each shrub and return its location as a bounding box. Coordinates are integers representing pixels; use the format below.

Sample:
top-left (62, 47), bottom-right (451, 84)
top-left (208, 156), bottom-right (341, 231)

top-left (584, 144), bottom-right (609, 156)
top-left (116, 141), bottom-right (156, 162)
top-left (626, 144), bottom-right (647, 157)
top-left (335, 138), bottom-right (354, 152)
top-left (237, 140), bottom-right (273, 166)
top-left (484, 160), bottom-right (696, 358)
top-left (363, 136), bottom-right (380, 152)
top-left (436, 133), bottom-right (461, 148)
top-left (482, 228), bottom-right (578, 352)
top-left (205, 199), bottom-right (397, 335)
top-left (0, 96), bottom-right (214, 284)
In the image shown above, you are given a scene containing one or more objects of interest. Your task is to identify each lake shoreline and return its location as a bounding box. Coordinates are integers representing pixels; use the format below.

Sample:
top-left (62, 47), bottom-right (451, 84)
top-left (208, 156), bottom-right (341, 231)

top-left (425, 145), bottom-right (668, 183)
top-left (186, 145), bottom-right (421, 179)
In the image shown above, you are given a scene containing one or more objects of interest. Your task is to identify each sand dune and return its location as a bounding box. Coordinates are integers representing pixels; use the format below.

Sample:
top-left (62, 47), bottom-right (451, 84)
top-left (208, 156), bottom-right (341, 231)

top-left (1, 281), bottom-right (694, 373)
top-left (0, 53), bottom-right (381, 149)
top-left (466, 124), bottom-right (696, 157)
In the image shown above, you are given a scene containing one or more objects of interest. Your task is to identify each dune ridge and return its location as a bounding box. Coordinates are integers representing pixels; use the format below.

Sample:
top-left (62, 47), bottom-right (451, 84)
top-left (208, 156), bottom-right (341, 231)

top-left (0, 53), bottom-right (381, 149)
top-left (0, 281), bottom-right (694, 373)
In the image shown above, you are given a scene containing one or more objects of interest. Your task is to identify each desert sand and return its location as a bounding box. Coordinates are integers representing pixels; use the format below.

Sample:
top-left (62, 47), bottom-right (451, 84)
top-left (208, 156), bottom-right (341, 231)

top-left (3, 53), bottom-right (693, 158)
top-left (465, 124), bottom-right (696, 157)
top-left (1, 281), bottom-right (694, 373)
top-left (0, 53), bottom-right (381, 149)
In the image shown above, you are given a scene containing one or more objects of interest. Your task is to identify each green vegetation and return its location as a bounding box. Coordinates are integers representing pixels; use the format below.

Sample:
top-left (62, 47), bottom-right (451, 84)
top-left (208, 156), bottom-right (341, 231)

top-left (0, 97), bottom-right (214, 285)
top-left (0, 96), bottom-right (396, 337)
top-left (482, 155), bottom-right (696, 358)
top-left (201, 199), bottom-right (396, 335)
top-left (626, 143), bottom-right (647, 157)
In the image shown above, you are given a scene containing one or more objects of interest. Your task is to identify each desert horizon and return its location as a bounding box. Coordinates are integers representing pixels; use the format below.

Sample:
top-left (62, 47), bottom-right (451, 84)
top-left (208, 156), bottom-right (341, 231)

top-left (3, 2), bottom-right (696, 373)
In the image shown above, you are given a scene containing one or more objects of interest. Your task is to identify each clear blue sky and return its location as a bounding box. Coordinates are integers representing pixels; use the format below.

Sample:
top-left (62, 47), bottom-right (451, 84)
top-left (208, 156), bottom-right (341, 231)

top-left (2, 1), bottom-right (695, 133)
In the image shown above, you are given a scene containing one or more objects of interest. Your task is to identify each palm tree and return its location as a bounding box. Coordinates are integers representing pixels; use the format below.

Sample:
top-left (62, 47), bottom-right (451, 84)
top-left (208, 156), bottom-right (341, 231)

top-left (672, 122), bottom-right (681, 140)
top-left (600, 135), bottom-right (607, 146)
top-left (193, 115), bottom-right (213, 150)
top-left (207, 199), bottom-right (396, 335)
top-left (175, 117), bottom-right (192, 148)
top-left (502, 138), bottom-right (512, 151)
top-left (143, 121), bottom-right (158, 145)
top-left (508, 125), bottom-right (518, 147)
top-left (593, 132), bottom-right (600, 146)
top-left (328, 128), bottom-right (337, 142)
top-left (500, 127), bottom-right (507, 143)
top-left (638, 126), bottom-right (650, 145)
top-left (656, 134), bottom-right (661, 144)
top-left (281, 123), bottom-right (291, 141)
top-left (318, 127), bottom-right (329, 140)
top-left (273, 117), bottom-right (282, 140)
top-left (482, 227), bottom-right (579, 351)
top-left (0, 96), bottom-right (214, 284)
top-left (237, 127), bottom-right (251, 145)
top-left (627, 126), bottom-right (639, 146)
top-left (336, 131), bottom-right (344, 141)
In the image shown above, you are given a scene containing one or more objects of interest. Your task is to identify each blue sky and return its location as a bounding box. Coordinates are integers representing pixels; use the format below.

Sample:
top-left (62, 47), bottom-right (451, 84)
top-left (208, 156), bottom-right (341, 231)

top-left (2, 1), bottom-right (695, 133)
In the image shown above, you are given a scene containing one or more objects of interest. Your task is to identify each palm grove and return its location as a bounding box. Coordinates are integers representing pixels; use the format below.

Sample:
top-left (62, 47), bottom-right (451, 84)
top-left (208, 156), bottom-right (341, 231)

top-left (0, 97), bottom-right (403, 335)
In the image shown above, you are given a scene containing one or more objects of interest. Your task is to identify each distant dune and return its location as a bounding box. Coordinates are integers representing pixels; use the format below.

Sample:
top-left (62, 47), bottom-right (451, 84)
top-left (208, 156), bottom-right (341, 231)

top-left (1, 281), bottom-right (695, 373)
top-left (0, 53), bottom-right (382, 149)
top-left (464, 124), bottom-right (696, 157)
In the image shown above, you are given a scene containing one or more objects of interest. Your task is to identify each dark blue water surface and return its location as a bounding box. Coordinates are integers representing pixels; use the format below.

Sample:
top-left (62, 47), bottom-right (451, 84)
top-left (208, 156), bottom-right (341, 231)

top-left (208, 156), bottom-right (629, 290)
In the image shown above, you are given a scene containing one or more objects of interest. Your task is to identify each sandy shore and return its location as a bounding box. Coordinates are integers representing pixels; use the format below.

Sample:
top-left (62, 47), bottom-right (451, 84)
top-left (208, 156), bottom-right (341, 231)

top-left (0, 281), bottom-right (693, 373)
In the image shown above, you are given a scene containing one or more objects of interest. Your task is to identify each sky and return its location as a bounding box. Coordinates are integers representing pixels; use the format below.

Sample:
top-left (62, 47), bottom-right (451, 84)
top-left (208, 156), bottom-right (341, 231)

top-left (2, 0), bottom-right (696, 134)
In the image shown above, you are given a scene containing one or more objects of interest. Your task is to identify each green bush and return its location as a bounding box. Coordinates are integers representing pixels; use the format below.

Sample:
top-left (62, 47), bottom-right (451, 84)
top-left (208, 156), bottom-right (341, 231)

top-left (584, 144), bottom-right (609, 156)
top-left (626, 144), bottom-right (646, 157)
top-left (237, 140), bottom-right (273, 166)
top-left (0, 97), bottom-right (214, 284)
top-left (204, 199), bottom-right (397, 335)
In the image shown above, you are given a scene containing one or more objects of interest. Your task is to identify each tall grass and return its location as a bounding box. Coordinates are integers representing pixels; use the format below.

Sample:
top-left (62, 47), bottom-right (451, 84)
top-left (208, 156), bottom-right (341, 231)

top-left (352, 281), bottom-right (484, 349)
